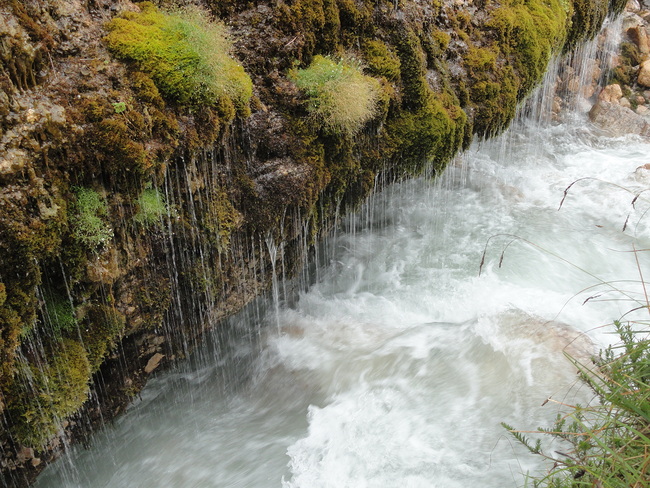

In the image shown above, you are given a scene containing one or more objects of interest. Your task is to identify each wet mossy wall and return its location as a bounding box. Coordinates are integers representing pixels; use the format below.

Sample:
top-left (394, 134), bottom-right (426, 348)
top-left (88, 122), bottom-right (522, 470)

top-left (0, 0), bottom-right (623, 483)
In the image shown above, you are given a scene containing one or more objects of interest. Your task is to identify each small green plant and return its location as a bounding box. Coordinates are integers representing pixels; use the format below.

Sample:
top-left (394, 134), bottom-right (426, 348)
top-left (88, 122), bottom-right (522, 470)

top-left (134, 188), bottom-right (167, 226)
top-left (290, 55), bottom-right (382, 135)
top-left (112, 101), bottom-right (127, 114)
top-left (69, 187), bottom-right (113, 251)
top-left (43, 292), bottom-right (77, 337)
top-left (105, 2), bottom-right (252, 111)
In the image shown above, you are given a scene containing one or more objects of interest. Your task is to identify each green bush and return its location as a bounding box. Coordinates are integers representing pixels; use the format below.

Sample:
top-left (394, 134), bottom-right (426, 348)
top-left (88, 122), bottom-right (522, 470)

top-left (134, 188), bottom-right (167, 226)
top-left (69, 187), bottom-right (113, 251)
top-left (105, 2), bottom-right (252, 111)
top-left (291, 55), bottom-right (382, 135)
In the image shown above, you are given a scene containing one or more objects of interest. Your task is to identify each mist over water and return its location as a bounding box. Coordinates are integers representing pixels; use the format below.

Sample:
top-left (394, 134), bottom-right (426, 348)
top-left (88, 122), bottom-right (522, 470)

top-left (35, 38), bottom-right (650, 488)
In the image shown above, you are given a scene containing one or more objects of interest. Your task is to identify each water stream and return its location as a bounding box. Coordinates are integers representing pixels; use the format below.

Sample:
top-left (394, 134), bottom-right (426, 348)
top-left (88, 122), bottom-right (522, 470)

top-left (35, 33), bottom-right (650, 488)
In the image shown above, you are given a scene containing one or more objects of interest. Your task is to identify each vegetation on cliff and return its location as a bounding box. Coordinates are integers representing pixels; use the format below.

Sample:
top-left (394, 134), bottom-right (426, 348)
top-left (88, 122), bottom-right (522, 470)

top-left (291, 55), bottom-right (381, 135)
top-left (105, 2), bottom-right (252, 111)
top-left (0, 0), bottom-right (629, 482)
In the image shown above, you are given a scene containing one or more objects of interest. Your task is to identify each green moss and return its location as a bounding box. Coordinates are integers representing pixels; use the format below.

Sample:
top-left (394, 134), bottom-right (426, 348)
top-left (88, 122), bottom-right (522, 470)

top-left (105, 2), bottom-right (252, 112)
top-left (487, 0), bottom-right (568, 97)
top-left (565, 0), bottom-right (608, 53)
top-left (203, 187), bottom-right (242, 253)
top-left (8, 339), bottom-right (91, 448)
top-left (386, 95), bottom-right (466, 176)
top-left (291, 55), bottom-right (382, 135)
top-left (0, 197), bottom-right (67, 393)
top-left (135, 277), bottom-right (172, 331)
top-left (287, 0), bottom-right (341, 59)
top-left (130, 71), bottom-right (164, 107)
top-left (81, 304), bottom-right (126, 372)
top-left (378, 27), bottom-right (467, 176)
top-left (363, 40), bottom-right (401, 81)
top-left (69, 187), bottom-right (113, 252)
top-left (395, 29), bottom-right (431, 112)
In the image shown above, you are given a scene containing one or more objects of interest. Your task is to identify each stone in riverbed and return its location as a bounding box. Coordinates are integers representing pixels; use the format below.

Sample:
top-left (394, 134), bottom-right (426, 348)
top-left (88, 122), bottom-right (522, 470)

top-left (598, 83), bottom-right (623, 103)
top-left (589, 100), bottom-right (650, 137)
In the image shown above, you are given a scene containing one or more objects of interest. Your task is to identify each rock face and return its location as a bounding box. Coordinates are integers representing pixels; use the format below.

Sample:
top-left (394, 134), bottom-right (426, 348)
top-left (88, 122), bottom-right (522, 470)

top-left (0, 0), bottom-right (627, 484)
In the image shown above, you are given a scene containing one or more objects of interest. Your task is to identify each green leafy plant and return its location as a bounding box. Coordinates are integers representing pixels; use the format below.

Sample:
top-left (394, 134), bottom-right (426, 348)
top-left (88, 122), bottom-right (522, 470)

top-left (105, 2), bottom-right (252, 111)
top-left (291, 55), bottom-right (382, 135)
top-left (112, 101), bottom-right (127, 114)
top-left (69, 187), bottom-right (113, 251)
top-left (134, 188), bottom-right (167, 227)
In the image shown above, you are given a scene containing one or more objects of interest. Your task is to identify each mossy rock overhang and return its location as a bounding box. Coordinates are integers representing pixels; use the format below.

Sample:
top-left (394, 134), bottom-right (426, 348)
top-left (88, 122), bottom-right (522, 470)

top-left (0, 0), bottom-right (626, 484)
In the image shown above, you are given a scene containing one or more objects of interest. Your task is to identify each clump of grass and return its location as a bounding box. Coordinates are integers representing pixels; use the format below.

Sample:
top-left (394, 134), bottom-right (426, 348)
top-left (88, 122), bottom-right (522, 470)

top-left (291, 55), bottom-right (382, 135)
top-left (69, 187), bottom-right (113, 251)
top-left (134, 188), bottom-right (167, 227)
top-left (105, 2), bottom-right (252, 111)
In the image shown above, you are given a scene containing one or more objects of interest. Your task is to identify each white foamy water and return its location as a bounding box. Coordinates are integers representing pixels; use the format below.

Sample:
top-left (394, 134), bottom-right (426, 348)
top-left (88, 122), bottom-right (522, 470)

top-left (35, 115), bottom-right (650, 487)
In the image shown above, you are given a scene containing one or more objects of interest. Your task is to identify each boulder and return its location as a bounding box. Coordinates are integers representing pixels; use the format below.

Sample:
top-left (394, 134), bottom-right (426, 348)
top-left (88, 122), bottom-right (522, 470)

top-left (639, 59), bottom-right (650, 87)
top-left (627, 23), bottom-right (650, 54)
top-left (589, 100), bottom-right (650, 137)
top-left (144, 353), bottom-right (164, 374)
top-left (598, 83), bottom-right (623, 103)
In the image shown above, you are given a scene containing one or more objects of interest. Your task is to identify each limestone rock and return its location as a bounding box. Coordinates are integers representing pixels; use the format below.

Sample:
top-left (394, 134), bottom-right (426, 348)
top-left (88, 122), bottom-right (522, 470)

top-left (144, 353), bottom-right (164, 374)
top-left (589, 100), bottom-right (650, 137)
top-left (627, 24), bottom-right (650, 54)
top-left (639, 59), bottom-right (650, 87)
top-left (598, 83), bottom-right (623, 103)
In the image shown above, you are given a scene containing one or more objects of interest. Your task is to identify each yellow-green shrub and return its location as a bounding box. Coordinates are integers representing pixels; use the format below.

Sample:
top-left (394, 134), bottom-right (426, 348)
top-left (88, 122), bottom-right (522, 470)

top-left (105, 2), bottom-right (252, 111)
top-left (291, 55), bottom-right (381, 135)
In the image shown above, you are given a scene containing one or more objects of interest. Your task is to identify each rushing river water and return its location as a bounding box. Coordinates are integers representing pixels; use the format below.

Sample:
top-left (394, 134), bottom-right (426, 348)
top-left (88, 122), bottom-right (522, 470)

top-left (35, 52), bottom-right (650, 488)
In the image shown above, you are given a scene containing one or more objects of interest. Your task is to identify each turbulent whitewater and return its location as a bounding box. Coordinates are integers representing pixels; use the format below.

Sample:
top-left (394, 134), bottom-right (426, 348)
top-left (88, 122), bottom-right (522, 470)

top-left (35, 51), bottom-right (650, 488)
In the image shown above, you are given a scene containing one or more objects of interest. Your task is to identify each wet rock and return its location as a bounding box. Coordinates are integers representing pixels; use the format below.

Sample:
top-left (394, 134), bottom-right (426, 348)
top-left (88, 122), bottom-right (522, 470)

top-left (144, 353), bottom-right (164, 374)
top-left (589, 100), bottom-right (650, 136)
top-left (639, 59), bottom-right (650, 87)
top-left (86, 246), bottom-right (123, 284)
top-left (627, 24), bottom-right (650, 54)
top-left (598, 83), bottom-right (623, 103)
top-left (15, 447), bottom-right (33, 464)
